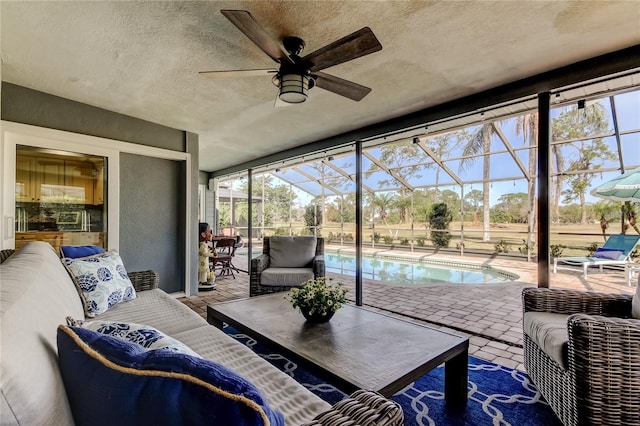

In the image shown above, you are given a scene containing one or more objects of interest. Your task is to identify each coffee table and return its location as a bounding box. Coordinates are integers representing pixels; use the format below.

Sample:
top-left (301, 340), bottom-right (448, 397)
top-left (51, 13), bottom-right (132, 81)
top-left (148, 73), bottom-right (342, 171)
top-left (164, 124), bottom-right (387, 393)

top-left (207, 293), bottom-right (469, 403)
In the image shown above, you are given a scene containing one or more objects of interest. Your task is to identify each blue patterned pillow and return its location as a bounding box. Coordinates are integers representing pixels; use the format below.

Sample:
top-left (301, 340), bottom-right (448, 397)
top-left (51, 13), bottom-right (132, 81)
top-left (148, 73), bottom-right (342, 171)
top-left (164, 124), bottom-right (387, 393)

top-left (57, 325), bottom-right (284, 426)
top-left (69, 318), bottom-right (200, 357)
top-left (63, 251), bottom-right (136, 317)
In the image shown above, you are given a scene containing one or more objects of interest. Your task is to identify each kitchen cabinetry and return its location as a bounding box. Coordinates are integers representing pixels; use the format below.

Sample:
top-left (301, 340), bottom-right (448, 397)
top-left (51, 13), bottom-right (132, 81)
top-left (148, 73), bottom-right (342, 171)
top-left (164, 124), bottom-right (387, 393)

top-left (94, 166), bottom-right (104, 205)
top-left (15, 157), bottom-right (36, 202)
top-left (64, 160), bottom-right (95, 204)
top-left (15, 232), bottom-right (71, 255)
top-left (14, 153), bottom-right (102, 205)
top-left (15, 157), bottom-right (65, 202)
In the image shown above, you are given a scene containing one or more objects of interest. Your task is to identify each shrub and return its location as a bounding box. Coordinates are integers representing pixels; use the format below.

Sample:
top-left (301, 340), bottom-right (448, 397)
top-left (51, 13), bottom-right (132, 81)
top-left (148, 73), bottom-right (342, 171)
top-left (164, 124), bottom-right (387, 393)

top-left (428, 203), bottom-right (453, 248)
top-left (400, 238), bottom-right (410, 245)
top-left (494, 240), bottom-right (511, 253)
top-left (416, 238), bottom-right (425, 247)
top-left (587, 242), bottom-right (599, 257)
top-left (383, 236), bottom-right (394, 244)
top-left (550, 244), bottom-right (565, 258)
top-left (518, 239), bottom-right (535, 255)
top-left (273, 227), bottom-right (288, 236)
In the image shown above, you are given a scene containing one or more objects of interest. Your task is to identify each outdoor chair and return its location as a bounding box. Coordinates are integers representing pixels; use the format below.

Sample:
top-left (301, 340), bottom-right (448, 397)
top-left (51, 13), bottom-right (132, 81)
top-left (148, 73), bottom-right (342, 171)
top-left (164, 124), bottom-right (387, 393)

top-left (250, 236), bottom-right (325, 297)
top-left (522, 283), bottom-right (640, 425)
top-left (211, 237), bottom-right (237, 278)
top-left (553, 234), bottom-right (640, 278)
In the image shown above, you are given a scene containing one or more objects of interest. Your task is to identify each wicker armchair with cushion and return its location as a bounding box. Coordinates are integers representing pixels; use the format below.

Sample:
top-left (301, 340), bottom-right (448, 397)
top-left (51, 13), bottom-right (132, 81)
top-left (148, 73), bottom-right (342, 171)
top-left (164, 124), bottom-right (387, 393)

top-left (250, 236), bottom-right (325, 297)
top-left (522, 282), bottom-right (640, 426)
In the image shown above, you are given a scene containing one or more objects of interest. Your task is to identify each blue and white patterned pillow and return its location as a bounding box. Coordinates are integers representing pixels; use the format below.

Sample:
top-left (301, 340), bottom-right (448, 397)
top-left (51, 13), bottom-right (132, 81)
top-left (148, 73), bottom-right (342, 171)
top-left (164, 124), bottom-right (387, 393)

top-left (63, 251), bottom-right (136, 317)
top-left (76, 319), bottom-right (199, 357)
top-left (57, 325), bottom-right (285, 426)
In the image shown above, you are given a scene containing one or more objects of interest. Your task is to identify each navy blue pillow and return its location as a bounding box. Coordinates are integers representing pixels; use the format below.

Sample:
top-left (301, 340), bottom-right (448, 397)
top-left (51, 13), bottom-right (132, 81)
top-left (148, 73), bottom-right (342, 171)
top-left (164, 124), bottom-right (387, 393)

top-left (57, 325), bottom-right (284, 426)
top-left (592, 248), bottom-right (624, 260)
top-left (60, 245), bottom-right (105, 259)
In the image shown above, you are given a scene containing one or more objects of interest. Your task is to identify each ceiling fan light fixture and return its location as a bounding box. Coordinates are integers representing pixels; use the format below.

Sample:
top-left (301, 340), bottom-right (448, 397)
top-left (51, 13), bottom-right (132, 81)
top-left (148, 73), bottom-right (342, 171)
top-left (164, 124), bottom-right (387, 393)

top-left (279, 74), bottom-right (310, 103)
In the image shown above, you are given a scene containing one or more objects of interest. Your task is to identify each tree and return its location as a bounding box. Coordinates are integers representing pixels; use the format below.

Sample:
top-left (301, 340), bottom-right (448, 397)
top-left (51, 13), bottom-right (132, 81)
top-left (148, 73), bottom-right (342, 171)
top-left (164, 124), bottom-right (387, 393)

top-left (303, 199), bottom-right (322, 234)
top-left (428, 202), bottom-right (453, 248)
top-left (366, 141), bottom-right (428, 223)
top-left (412, 189), bottom-right (434, 237)
top-left (372, 192), bottom-right (397, 236)
top-left (306, 161), bottom-right (350, 226)
top-left (239, 175), bottom-right (297, 228)
top-left (515, 112), bottom-right (538, 259)
top-left (592, 200), bottom-right (620, 241)
top-left (552, 102), bottom-right (614, 224)
top-left (464, 189), bottom-right (484, 224)
top-left (423, 131), bottom-right (467, 199)
top-left (492, 192), bottom-right (528, 223)
top-left (460, 123), bottom-right (494, 242)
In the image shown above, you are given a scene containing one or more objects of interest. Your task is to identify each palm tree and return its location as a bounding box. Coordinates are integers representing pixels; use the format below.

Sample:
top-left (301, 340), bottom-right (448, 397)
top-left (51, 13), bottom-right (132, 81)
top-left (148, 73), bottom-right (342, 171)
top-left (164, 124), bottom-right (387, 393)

top-left (515, 113), bottom-right (538, 260)
top-left (460, 123), bottom-right (493, 242)
top-left (372, 192), bottom-right (396, 236)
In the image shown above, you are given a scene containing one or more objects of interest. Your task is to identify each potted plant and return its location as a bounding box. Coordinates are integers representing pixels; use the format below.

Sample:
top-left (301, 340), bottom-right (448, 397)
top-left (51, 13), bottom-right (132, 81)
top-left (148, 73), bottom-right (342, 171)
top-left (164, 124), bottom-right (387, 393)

top-left (287, 277), bottom-right (348, 323)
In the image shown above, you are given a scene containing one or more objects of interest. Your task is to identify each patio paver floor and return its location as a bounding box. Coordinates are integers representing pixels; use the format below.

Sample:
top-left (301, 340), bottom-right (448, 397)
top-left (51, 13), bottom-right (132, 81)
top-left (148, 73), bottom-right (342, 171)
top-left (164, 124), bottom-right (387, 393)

top-left (179, 246), bottom-right (636, 372)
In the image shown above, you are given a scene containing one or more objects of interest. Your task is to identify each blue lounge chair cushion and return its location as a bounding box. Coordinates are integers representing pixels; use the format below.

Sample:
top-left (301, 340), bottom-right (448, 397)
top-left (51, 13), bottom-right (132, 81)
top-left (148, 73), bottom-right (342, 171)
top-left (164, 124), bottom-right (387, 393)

top-left (592, 248), bottom-right (624, 260)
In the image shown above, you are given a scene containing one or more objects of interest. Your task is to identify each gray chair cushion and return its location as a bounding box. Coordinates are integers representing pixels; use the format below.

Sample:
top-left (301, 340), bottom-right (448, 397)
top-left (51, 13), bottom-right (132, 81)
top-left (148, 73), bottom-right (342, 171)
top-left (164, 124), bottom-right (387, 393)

top-left (269, 236), bottom-right (317, 268)
top-left (523, 311), bottom-right (570, 369)
top-left (261, 268), bottom-right (315, 287)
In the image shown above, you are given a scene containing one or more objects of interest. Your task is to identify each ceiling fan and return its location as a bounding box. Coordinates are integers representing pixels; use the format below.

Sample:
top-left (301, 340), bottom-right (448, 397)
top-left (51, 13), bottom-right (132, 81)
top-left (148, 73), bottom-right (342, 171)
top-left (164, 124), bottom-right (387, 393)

top-left (199, 9), bottom-right (383, 104)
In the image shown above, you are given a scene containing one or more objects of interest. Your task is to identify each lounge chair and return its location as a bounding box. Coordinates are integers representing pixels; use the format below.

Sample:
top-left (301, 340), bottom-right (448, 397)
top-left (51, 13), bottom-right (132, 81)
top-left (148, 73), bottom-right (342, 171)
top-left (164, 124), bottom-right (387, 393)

top-left (553, 234), bottom-right (640, 278)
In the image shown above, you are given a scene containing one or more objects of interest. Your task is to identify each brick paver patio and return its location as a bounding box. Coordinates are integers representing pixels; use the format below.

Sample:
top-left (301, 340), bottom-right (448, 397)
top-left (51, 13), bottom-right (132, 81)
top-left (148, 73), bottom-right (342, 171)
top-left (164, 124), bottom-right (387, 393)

top-left (179, 245), bottom-right (636, 372)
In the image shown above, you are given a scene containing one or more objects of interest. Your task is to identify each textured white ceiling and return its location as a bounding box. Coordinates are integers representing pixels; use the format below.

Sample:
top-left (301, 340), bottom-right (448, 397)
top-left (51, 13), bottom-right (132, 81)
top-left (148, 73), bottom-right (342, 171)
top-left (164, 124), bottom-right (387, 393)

top-left (2, 1), bottom-right (639, 172)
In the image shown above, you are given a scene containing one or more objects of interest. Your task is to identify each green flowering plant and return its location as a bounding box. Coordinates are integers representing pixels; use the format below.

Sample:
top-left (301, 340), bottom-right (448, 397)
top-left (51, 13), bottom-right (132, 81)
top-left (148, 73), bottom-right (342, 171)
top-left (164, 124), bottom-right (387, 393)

top-left (287, 277), bottom-right (348, 316)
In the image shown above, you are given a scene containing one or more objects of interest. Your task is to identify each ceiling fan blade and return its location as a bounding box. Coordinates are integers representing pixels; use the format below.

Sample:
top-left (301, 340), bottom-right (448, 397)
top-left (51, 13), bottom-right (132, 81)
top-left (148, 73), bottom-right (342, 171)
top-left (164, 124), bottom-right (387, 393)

top-left (302, 27), bottom-right (382, 72)
top-left (221, 10), bottom-right (293, 64)
top-left (313, 72), bottom-right (372, 101)
top-left (199, 69), bottom-right (277, 78)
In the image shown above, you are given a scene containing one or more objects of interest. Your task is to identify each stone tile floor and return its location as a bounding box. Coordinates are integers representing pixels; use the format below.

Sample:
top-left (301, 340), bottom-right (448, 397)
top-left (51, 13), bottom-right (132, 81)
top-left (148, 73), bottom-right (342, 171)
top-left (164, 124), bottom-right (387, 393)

top-left (179, 245), bottom-right (636, 372)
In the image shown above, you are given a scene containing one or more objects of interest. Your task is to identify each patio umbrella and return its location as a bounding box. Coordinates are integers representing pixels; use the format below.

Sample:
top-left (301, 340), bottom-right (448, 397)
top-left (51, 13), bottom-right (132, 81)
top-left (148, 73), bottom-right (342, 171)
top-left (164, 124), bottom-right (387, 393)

top-left (591, 168), bottom-right (640, 202)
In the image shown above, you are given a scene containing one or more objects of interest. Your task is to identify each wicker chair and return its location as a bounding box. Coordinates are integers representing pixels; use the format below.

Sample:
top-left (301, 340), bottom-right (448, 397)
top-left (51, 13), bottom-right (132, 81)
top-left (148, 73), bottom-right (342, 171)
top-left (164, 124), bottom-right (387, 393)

top-left (522, 287), bottom-right (640, 425)
top-left (303, 389), bottom-right (403, 426)
top-left (0, 249), bottom-right (16, 264)
top-left (250, 236), bottom-right (325, 297)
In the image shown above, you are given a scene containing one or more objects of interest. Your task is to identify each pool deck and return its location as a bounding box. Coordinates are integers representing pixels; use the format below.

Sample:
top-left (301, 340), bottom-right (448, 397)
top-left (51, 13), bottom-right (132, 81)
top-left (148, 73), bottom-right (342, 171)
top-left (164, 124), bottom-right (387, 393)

top-left (179, 244), bottom-right (636, 371)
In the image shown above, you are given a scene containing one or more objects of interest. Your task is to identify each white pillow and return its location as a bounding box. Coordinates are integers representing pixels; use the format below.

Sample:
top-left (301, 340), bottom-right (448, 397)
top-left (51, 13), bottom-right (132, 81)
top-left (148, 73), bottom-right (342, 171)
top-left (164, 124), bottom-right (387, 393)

top-left (63, 250), bottom-right (136, 317)
top-left (632, 274), bottom-right (640, 319)
top-left (67, 317), bottom-right (199, 357)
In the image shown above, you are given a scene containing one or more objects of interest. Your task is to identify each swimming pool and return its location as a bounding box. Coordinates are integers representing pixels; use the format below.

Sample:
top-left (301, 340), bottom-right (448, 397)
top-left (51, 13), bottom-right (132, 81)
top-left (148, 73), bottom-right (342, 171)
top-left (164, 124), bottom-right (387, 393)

top-left (325, 251), bottom-right (518, 285)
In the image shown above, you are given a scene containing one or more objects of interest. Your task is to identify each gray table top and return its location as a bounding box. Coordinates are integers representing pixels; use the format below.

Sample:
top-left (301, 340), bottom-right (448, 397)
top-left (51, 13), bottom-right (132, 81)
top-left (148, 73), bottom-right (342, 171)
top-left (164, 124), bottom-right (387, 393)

top-left (208, 293), bottom-right (469, 396)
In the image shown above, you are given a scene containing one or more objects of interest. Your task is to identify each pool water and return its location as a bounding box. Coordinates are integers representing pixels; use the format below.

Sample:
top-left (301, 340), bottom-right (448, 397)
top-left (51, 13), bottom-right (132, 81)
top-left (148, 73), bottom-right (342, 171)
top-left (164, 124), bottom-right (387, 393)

top-left (325, 252), bottom-right (517, 285)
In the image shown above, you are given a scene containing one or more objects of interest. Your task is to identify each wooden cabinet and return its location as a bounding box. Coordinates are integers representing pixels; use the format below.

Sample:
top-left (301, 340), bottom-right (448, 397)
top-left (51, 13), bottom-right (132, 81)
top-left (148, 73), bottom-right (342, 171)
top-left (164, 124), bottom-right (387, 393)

top-left (15, 157), bottom-right (36, 202)
top-left (15, 157), bottom-right (65, 202)
top-left (93, 166), bottom-right (104, 205)
top-left (15, 232), bottom-right (71, 255)
top-left (14, 232), bottom-right (37, 248)
top-left (37, 159), bottom-right (65, 201)
top-left (15, 152), bottom-right (103, 205)
top-left (64, 160), bottom-right (95, 204)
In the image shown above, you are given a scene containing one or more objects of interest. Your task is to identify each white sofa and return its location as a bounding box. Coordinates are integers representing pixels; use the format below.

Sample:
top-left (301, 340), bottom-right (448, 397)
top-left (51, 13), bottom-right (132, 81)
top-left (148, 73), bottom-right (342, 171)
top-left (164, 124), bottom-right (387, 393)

top-left (0, 242), bottom-right (402, 425)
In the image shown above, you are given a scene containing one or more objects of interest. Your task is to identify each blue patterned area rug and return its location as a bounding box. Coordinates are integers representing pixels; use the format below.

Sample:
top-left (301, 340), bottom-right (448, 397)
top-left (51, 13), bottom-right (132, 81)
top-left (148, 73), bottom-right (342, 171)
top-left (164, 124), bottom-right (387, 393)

top-left (224, 326), bottom-right (561, 426)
